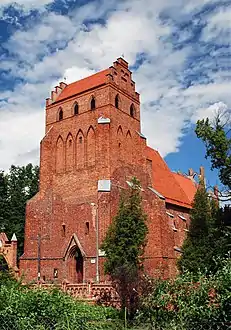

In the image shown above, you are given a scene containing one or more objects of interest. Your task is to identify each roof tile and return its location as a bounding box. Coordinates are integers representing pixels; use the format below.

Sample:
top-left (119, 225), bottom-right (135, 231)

top-left (56, 69), bottom-right (111, 103)
top-left (146, 146), bottom-right (196, 208)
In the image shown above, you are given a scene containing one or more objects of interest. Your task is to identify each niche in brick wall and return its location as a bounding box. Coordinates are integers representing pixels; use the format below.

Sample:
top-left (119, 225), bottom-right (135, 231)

top-left (76, 130), bottom-right (85, 169)
top-left (126, 130), bottom-right (132, 163)
top-left (56, 136), bottom-right (64, 174)
top-left (117, 126), bottom-right (124, 161)
top-left (87, 126), bottom-right (96, 167)
top-left (65, 133), bottom-right (74, 172)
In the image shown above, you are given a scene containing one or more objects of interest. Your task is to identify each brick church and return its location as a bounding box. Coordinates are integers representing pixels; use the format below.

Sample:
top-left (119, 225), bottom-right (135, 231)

top-left (20, 57), bottom-right (198, 284)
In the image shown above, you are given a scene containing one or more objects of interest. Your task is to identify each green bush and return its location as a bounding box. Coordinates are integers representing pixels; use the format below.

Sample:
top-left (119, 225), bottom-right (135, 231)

top-left (135, 259), bottom-right (231, 330)
top-left (0, 277), bottom-right (123, 330)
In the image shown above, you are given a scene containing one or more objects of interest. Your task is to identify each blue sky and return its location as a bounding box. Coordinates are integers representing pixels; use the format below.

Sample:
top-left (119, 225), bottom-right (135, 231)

top-left (0, 0), bottom-right (230, 190)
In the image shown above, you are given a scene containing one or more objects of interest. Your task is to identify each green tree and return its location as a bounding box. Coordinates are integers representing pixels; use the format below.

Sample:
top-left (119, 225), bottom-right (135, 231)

top-left (178, 183), bottom-right (214, 274)
top-left (179, 182), bottom-right (231, 275)
top-left (195, 113), bottom-right (231, 199)
top-left (0, 164), bottom-right (39, 258)
top-left (0, 171), bottom-right (8, 230)
top-left (101, 177), bottom-right (148, 317)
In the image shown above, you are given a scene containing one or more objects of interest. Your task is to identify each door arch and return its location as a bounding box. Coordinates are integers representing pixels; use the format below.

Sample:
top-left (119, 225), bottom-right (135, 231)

top-left (64, 234), bottom-right (86, 283)
top-left (68, 246), bottom-right (83, 283)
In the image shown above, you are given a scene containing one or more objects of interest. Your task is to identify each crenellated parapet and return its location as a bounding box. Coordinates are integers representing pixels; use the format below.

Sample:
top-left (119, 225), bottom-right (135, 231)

top-left (46, 81), bottom-right (67, 107)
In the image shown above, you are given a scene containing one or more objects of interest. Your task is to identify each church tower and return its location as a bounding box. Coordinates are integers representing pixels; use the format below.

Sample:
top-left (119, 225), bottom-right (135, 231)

top-left (20, 58), bottom-right (150, 283)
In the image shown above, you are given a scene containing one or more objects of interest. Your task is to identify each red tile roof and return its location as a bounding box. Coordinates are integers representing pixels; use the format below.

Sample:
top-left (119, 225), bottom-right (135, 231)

top-left (56, 69), bottom-right (111, 102)
top-left (173, 173), bottom-right (197, 204)
top-left (146, 146), bottom-right (196, 208)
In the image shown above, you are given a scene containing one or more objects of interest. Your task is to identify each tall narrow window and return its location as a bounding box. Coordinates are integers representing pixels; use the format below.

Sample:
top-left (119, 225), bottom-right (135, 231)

top-left (90, 97), bottom-right (96, 110)
top-left (85, 222), bottom-right (90, 235)
top-left (53, 268), bottom-right (58, 278)
top-left (130, 104), bottom-right (135, 117)
top-left (62, 223), bottom-right (66, 237)
top-left (58, 108), bottom-right (63, 121)
top-left (115, 94), bottom-right (119, 109)
top-left (74, 103), bottom-right (79, 115)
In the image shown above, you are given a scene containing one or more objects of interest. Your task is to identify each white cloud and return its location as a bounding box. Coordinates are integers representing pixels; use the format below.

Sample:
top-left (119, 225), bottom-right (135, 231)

top-left (192, 101), bottom-right (228, 123)
top-left (202, 7), bottom-right (231, 44)
top-left (0, 0), bottom-right (231, 169)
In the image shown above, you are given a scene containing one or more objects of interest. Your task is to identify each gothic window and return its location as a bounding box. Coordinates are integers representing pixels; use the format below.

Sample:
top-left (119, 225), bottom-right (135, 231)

top-left (87, 126), bottom-right (96, 166)
top-left (74, 103), bottom-right (79, 115)
top-left (90, 96), bottom-right (96, 110)
top-left (130, 104), bottom-right (135, 117)
top-left (115, 94), bottom-right (119, 109)
top-left (58, 108), bottom-right (63, 121)
top-left (76, 130), bottom-right (84, 169)
top-left (56, 136), bottom-right (64, 174)
top-left (126, 130), bottom-right (132, 163)
top-left (65, 133), bottom-right (74, 172)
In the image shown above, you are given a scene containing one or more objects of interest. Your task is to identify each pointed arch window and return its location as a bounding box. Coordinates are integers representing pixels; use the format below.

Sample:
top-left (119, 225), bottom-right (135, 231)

top-left (58, 108), bottom-right (63, 121)
top-left (130, 104), bottom-right (135, 117)
top-left (115, 94), bottom-right (119, 109)
top-left (90, 97), bottom-right (96, 110)
top-left (74, 103), bottom-right (79, 115)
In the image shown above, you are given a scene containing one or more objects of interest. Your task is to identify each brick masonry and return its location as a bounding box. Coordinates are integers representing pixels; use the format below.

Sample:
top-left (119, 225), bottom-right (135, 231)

top-left (20, 58), bottom-right (195, 283)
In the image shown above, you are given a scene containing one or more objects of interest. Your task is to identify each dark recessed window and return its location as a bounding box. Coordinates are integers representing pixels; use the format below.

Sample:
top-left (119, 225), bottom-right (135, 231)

top-left (115, 95), bottom-right (119, 109)
top-left (58, 108), bottom-right (63, 121)
top-left (90, 97), bottom-right (96, 110)
top-left (85, 222), bottom-right (90, 235)
top-left (74, 103), bottom-right (79, 115)
top-left (130, 104), bottom-right (135, 117)
top-left (79, 136), bottom-right (83, 144)
top-left (62, 224), bottom-right (66, 237)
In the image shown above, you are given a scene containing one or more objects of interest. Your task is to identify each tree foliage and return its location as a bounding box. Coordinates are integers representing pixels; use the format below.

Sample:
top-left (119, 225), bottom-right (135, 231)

top-left (0, 164), bottom-right (39, 258)
top-left (101, 177), bottom-right (148, 316)
top-left (178, 182), bottom-right (231, 275)
top-left (195, 114), bottom-right (231, 198)
top-left (136, 259), bottom-right (231, 330)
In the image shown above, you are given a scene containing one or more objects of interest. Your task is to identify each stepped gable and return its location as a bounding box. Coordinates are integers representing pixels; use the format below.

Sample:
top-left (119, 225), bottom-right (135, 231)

top-left (146, 146), bottom-right (194, 208)
top-left (55, 69), bottom-right (111, 103)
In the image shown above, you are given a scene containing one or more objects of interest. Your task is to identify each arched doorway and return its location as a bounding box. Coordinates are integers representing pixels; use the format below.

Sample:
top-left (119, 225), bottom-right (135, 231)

top-left (0, 255), bottom-right (9, 272)
top-left (68, 246), bottom-right (84, 283)
top-left (64, 234), bottom-right (86, 284)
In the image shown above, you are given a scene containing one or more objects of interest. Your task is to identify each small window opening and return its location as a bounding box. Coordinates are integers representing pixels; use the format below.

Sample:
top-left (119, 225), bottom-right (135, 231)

top-left (42, 275), bottom-right (46, 281)
top-left (85, 222), bottom-right (90, 235)
top-left (173, 220), bottom-right (177, 231)
top-left (62, 224), bottom-right (66, 237)
top-left (90, 97), bottom-right (96, 110)
top-left (53, 268), bottom-right (58, 278)
top-left (58, 109), bottom-right (63, 121)
top-left (118, 142), bottom-right (121, 148)
top-left (115, 95), bottom-right (119, 109)
top-left (68, 139), bottom-right (72, 147)
top-left (79, 136), bottom-right (83, 144)
top-left (130, 104), bottom-right (135, 117)
top-left (74, 103), bottom-right (79, 115)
